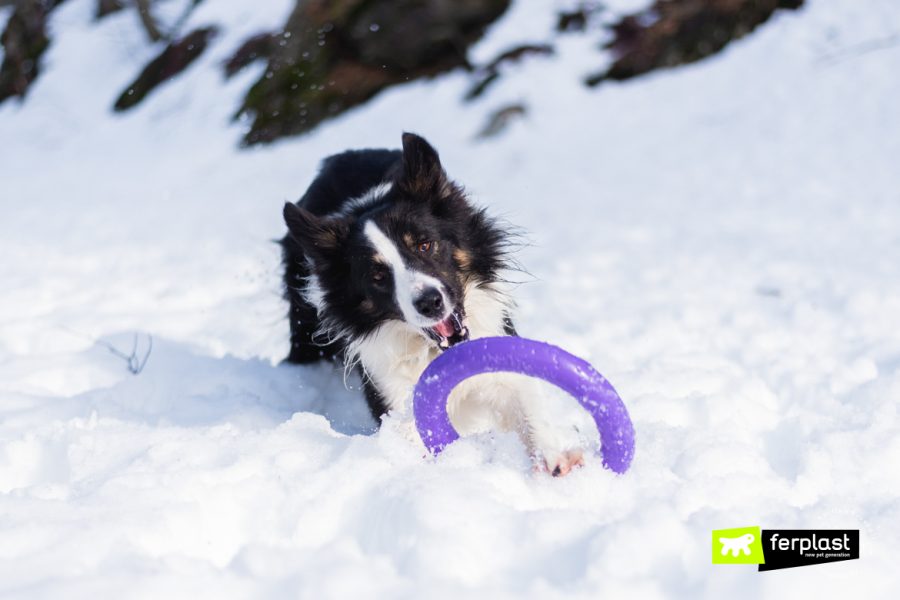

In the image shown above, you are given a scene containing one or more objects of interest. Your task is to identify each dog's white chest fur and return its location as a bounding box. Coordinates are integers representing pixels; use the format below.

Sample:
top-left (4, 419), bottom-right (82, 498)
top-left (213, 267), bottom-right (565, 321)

top-left (351, 281), bottom-right (517, 431)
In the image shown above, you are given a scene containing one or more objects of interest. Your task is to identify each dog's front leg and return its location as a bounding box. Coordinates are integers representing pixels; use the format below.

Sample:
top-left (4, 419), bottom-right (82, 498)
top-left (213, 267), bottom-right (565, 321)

top-left (514, 378), bottom-right (586, 477)
top-left (449, 374), bottom-right (586, 476)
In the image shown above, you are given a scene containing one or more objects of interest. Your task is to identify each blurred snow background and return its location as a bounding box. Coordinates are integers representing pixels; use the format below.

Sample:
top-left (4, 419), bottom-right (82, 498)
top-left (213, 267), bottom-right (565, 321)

top-left (1, 0), bottom-right (899, 597)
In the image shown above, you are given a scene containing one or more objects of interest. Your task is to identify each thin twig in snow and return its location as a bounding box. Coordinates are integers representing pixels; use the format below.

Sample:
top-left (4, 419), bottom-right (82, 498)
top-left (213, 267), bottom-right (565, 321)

top-left (818, 33), bottom-right (900, 65)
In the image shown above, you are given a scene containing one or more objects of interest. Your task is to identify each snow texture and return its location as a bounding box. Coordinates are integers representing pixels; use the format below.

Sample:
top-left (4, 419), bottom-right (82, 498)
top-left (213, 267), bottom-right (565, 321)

top-left (1, 0), bottom-right (899, 597)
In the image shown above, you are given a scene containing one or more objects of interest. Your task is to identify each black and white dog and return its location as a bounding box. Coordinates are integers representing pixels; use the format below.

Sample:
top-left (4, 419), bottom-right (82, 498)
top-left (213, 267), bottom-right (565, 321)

top-left (281, 133), bottom-right (584, 475)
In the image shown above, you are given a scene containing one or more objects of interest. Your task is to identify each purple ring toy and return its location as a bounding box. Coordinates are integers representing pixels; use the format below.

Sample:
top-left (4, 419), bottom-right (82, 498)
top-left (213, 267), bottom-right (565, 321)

top-left (412, 336), bottom-right (635, 474)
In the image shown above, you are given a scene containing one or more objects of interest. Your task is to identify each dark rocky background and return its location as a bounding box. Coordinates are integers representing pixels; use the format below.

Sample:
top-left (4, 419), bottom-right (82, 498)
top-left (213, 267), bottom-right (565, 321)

top-left (0, 0), bottom-right (804, 144)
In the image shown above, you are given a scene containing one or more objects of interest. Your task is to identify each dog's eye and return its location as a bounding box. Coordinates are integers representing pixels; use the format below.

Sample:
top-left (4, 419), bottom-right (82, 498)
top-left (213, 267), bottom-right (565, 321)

top-left (372, 268), bottom-right (388, 283)
top-left (416, 241), bottom-right (434, 253)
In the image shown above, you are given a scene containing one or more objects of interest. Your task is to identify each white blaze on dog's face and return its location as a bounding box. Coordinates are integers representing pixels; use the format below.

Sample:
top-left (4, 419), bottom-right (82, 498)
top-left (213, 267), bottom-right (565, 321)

top-left (363, 220), bottom-right (465, 346)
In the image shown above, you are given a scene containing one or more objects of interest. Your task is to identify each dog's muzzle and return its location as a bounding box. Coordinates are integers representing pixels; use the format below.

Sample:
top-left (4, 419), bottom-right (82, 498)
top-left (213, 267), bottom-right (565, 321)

top-left (425, 307), bottom-right (469, 350)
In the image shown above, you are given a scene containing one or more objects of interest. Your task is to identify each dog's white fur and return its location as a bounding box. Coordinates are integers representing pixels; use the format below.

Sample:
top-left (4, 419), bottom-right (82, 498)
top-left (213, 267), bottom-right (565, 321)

top-left (338, 181), bottom-right (394, 216)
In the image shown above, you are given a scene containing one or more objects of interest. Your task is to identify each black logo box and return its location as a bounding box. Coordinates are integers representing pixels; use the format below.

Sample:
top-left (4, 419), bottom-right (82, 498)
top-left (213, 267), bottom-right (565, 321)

top-left (759, 529), bottom-right (859, 572)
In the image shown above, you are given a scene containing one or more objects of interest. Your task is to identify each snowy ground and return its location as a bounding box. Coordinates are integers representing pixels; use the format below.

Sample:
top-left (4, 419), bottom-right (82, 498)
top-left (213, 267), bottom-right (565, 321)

top-left (1, 0), bottom-right (899, 597)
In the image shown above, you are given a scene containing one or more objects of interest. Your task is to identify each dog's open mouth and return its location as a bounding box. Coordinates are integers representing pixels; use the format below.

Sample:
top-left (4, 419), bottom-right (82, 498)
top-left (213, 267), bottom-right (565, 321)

top-left (426, 308), bottom-right (469, 350)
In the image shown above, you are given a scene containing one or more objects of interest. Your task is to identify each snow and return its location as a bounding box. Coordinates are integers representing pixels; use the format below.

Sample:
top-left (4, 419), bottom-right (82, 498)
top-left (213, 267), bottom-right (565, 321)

top-left (1, 0), bottom-right (899, 597)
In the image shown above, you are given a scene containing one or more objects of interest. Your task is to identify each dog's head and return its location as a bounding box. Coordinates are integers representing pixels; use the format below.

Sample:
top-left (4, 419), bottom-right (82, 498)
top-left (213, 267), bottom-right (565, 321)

top-left (284, 133), bottom-right (505, 349)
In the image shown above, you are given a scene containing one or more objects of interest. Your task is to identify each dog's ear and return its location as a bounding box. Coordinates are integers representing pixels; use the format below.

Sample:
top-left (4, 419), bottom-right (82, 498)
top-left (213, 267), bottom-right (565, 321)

top-left (283, 203), bottom-right (346, 262)
top-left (399, 132), bottom-right (447, 196)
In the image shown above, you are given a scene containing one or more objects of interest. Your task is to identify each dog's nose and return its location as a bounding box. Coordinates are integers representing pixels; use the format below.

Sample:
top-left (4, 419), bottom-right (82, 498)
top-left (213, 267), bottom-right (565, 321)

top-left (414, 287), bottom-right (444, 319)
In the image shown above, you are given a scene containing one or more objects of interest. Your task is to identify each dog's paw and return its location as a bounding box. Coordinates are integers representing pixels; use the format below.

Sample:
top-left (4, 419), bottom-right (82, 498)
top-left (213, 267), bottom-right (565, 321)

top-left (538, 448), bottom-right (585, 477)
top-left (525, 416), bottom-right (586, 477)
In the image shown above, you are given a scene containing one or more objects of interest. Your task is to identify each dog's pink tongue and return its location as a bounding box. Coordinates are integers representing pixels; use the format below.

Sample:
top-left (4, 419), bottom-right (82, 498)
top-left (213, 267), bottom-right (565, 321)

top-left (433, 318), bottom-right (454, 338)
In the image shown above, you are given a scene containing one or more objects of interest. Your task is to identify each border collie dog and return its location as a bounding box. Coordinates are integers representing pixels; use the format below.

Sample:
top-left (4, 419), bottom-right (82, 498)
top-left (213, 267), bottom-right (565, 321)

top-left (281, 133), bottom-right (584, 475)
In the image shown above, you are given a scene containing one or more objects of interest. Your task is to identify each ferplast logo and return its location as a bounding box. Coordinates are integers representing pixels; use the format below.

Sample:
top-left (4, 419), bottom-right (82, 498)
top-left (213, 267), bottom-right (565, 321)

top-left (712, 527), bottom-right (860, 571)
top-left (758, 530), bottom-right (859, 571)
top-left (712, 526), bottom-right (765, 565)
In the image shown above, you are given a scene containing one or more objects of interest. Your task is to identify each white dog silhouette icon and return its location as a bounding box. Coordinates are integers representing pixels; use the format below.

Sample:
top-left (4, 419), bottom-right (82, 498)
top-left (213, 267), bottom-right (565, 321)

top-left (719, 533), bottom-right (755, 557)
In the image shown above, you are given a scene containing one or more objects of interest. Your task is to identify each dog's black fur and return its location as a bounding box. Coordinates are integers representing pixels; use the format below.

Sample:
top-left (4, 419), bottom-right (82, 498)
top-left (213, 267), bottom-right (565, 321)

top-left (281, 133), bottom-right (515, 418)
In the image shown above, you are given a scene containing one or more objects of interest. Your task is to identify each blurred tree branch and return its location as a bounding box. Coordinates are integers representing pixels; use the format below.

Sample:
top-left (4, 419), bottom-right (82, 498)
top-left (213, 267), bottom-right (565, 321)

top-left (818, 33), bottom-right (900, 65)
top-left (135, 0), bottom-right (163, 42)
top-left (97, 0), bottom-right (125, 19)
top-left (133, 0), bottom-right (203, 43)
top-left (0, 0), bottom-right (61, 103)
